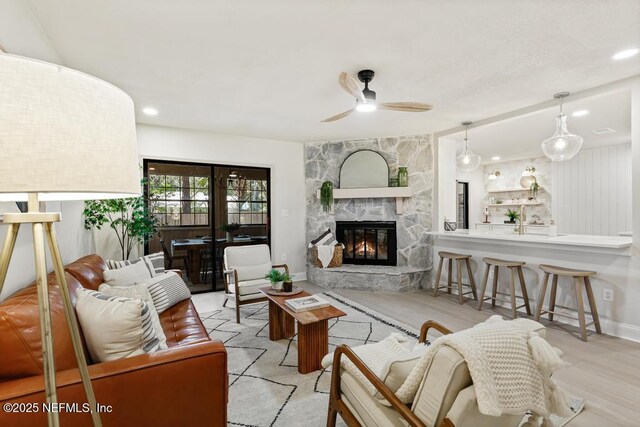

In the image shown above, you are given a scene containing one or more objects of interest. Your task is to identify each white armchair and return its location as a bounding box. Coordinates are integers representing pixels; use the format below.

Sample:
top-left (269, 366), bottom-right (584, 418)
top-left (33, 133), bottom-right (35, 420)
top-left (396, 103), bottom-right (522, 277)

top-left (223, 244), bottom-right (289, 323)
top-left (327, 320), bottom-right (546, 427)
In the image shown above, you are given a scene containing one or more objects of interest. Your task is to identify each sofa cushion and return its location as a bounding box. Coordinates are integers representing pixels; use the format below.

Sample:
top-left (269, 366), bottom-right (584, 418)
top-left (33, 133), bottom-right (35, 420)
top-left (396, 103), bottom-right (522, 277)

top-left (139, 272), bottom-right (191, 314)
top-left (224, 244), bottom-right (272, 281)
top-left (340, 371), bottom-right (406, 427)
top-left (106, 252), bottom-right (165, 277)
top-left (0, 273), bottom-right (79, 382)
top-left (159, 299), bottom-right (209, 347)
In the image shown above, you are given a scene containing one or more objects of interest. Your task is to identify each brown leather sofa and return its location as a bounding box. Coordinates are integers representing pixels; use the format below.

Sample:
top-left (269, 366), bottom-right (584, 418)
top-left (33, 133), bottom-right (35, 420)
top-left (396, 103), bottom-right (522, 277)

top-left (0, 254), bottom-right (227, 426)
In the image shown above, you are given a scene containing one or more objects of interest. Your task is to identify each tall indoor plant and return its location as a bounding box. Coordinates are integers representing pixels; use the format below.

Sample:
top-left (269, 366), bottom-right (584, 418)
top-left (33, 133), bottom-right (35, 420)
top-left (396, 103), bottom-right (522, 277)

top-left (83, 179), bottom-right (161, 260)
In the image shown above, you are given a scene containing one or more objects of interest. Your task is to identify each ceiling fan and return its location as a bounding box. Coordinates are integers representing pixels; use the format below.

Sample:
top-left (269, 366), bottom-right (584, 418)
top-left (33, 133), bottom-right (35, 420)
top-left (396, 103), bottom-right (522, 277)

top-left (321, 69), bottom-right (433, 122)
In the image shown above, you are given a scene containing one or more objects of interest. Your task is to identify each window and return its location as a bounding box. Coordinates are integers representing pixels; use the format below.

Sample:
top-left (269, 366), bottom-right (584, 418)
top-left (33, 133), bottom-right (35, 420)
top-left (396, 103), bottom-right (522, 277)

top-left (226, 178), bottom-right (267, 225)
top-left (149, 174), bottom-right (209, 226)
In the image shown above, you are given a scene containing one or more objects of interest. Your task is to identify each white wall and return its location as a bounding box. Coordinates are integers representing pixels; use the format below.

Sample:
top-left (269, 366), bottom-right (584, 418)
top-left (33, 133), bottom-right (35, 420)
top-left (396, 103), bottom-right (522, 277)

top-left (551, 143), bottom-right (632, 236)
top-left (136, 124), bottom-right (306, 277)
top-left (437, 138), bottom-right (458, 229)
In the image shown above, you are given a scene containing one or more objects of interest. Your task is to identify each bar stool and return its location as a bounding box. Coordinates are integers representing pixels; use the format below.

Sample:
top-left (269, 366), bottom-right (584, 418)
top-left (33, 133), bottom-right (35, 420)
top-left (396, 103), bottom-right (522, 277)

top-left (477, 257), bottom-right (532, 319)
top-left (535, 264), bottom-right (602, 341)
top-left (433, 251), bottom-right (478, 304)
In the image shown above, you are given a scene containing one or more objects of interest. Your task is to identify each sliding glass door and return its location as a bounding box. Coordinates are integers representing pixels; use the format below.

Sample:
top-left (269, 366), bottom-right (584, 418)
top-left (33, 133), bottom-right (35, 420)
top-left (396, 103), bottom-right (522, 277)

top-left (144, 160), bottom-right (270, 294)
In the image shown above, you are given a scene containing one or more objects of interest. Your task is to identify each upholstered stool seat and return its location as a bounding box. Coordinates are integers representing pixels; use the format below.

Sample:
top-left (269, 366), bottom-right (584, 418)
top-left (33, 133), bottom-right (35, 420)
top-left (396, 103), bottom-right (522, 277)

top-left (433, 251), bottom-right (478, 305)
top-left (535, 264), bottom-right (601, 341)
top-left (477, 257), bottom-right (531, 319)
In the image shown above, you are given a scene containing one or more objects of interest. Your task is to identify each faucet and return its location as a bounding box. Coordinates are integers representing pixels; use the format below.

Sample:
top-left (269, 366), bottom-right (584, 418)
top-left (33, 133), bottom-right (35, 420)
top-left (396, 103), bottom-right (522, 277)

top-left (516, 204), bottom-right (526, 235)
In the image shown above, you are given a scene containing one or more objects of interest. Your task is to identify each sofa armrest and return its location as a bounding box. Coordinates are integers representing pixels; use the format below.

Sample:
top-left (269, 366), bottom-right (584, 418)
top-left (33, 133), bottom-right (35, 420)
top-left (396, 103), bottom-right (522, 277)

top-left (0, 340), bottom-right (228, 426)
top-left (419, 320), bottom-right (453, 344)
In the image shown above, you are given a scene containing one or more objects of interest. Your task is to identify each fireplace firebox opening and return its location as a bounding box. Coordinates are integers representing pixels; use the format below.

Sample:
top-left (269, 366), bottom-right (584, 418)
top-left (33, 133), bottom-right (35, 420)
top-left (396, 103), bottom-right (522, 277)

top-left (335, 221), bottom-right (397, 266)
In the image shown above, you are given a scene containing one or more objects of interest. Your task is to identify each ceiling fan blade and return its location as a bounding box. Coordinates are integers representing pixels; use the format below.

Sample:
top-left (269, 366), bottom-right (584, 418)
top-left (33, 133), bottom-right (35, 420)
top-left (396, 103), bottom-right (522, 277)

top-left (321, 108), bottom-right (355, 123)
top-left (338, 72), bottom-right (366, 103)
top-left (379, 102), bottom-right (433, 112)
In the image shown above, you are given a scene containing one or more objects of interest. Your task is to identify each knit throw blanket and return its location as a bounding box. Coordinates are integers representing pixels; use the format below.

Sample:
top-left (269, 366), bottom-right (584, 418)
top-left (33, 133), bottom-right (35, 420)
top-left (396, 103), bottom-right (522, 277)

top-left (393, 316), bottom-right (573, 422)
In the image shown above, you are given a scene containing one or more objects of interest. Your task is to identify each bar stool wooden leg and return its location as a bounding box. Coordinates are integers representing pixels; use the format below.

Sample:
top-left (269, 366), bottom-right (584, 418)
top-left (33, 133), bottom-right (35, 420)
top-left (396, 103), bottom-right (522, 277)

top-left (549, 274), bottom-right (558, 321)
top-left (535, 272), bottom-right (550, 322)
top-left (508, 267), bottom-right (518, 318)
top-left (456, 259), bottom-right (464, 304)
top-left (574, 277), bottom-right (588, 341)
top-left (491, 266), bottom-right (499, 307)
top-left (584, 276), bottom-right (602, 334)
top-left (478, 264), bottom-right (490, 311)
top-left (517, 266), bottom-right (532, 315)
top-left (465, 259), bottom-right (478, 301)
top-left (433, 256), bottom-right (444, 297)
top-left (447, 259), bottom-right (453, 294)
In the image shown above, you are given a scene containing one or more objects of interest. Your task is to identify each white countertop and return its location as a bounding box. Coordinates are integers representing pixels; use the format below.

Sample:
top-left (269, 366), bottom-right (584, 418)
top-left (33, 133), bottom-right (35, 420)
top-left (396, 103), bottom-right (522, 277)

top-left (433, 230), bottom-right (633, 255)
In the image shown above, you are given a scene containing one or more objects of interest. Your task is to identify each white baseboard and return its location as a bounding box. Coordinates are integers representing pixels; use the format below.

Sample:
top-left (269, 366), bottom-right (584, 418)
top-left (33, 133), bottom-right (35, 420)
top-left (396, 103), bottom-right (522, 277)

top-left (292, 271), bottom-right (307, 282)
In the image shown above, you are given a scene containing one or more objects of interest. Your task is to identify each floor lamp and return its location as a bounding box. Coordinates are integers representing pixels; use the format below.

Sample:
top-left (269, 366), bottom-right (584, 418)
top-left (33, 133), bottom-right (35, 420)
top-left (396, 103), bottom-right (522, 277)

top-left (0, 54), bottom-right (141, 426)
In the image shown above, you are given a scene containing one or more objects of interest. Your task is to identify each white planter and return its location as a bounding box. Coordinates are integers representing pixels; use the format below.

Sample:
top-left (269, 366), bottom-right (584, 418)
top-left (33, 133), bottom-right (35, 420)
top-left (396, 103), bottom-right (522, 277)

top-left (271, 281), bottom-right (284, 291)
top-left (226, 232), bottom-right (234, 242)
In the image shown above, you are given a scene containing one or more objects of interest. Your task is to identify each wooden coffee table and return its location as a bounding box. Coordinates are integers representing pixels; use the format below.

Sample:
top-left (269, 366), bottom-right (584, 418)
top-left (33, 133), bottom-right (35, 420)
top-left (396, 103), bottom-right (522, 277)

top-left (259, 287), bottom-right (346, 374)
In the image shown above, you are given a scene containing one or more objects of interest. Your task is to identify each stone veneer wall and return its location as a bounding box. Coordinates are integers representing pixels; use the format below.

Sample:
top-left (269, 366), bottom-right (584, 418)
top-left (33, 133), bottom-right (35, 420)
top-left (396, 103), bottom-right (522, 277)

top-left (305, 135), bottom-right (434, 282)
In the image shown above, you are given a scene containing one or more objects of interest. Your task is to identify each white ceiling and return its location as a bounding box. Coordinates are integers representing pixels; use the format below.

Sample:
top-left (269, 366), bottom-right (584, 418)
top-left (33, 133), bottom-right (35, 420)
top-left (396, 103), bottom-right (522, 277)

top-left (8, 0), bottom-right (640, 142)
top-left (449, 90), bottom-right (632, 163)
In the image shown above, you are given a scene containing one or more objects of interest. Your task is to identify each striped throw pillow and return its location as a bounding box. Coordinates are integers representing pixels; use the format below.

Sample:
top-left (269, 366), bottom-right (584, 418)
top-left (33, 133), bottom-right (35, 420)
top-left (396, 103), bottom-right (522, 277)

top-left (106, 252), bottom-right (165, 277)
top-left (139, 271), bottom-right (191, 314)
top-left (309, 229), bottom-right (338, 247)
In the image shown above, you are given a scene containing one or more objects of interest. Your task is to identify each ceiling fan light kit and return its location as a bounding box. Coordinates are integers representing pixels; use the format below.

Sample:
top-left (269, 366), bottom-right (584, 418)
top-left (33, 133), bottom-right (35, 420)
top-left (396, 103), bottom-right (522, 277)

top-left (321, 69), bottom-right (432, 122)
top-left (456, 121), bottom-right (481, 172)
top-left (541, 92), bottom-right (584, 161)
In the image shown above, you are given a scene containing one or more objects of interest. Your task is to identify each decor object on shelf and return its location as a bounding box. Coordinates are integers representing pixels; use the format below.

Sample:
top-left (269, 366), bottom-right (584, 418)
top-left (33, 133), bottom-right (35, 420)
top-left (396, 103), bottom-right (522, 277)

top-left (83, 179), bottom-right (160, 260)
top-left (320, 181), bottom-right (334, 212)
top-left (456, 121), bottom-right (481, 172)
top-left (496, 198), bottom-right (504, 204)
top-left (488, 170), bottom-right (501, 180)
top-left (389, 177), bottom-right (399, 187)
top-left (0, 53), bottom-right (141, 426)
top-left (339, 150), bottom-right (389, 188)
top-left (219, 222), bottom-right (240, 242)
top-left (444, 218), bottom-right (458, 231)
top-left (321, 70), bottom-right (432, 122)
top-left (505, 209), bottom-right (521, 224)
top-left (541, 92), bottom-right (583, 161)
top-left (398, 167), bottom-right (409, 187)
top-left (520, 165), bottom-right (537, 188)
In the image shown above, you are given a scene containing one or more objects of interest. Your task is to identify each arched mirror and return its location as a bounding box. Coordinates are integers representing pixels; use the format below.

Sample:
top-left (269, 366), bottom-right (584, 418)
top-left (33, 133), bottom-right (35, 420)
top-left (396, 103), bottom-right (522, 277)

top-left (339, 150), bottom-right (389, 188)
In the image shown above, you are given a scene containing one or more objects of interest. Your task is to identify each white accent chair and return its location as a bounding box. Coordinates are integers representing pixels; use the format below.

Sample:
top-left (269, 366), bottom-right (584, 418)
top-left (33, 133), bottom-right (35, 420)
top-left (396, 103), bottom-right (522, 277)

top-left (223, 244), bottom-right (289, 323)
top-left (327, 319), bottom-right (546, 427)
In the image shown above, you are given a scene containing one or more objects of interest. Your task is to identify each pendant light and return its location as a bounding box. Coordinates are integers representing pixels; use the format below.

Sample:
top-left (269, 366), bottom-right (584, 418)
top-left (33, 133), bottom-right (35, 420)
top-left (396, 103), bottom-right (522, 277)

top-left (456, 121), bottom-right (481, 172)
top-left (541, 92), bottom-right (583, 161)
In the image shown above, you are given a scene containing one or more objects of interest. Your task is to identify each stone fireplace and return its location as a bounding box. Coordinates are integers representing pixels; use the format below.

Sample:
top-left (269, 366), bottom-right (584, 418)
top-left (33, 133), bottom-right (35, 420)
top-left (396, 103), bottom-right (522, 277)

top-left (336, 220), bottom-right (397, 266)
top-left (305, 134), bottom-right (434, 292)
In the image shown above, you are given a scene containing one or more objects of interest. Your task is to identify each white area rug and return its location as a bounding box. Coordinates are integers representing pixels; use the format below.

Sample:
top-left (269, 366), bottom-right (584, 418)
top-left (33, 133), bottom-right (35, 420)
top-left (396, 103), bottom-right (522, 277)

top-left (200, 292), bottom-right (584, 427)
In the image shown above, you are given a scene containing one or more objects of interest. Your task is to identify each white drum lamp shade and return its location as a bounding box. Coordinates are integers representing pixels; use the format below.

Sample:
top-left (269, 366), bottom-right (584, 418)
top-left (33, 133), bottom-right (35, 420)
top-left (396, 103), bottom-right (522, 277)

top-left (0, 54), bottom-right (140, 201)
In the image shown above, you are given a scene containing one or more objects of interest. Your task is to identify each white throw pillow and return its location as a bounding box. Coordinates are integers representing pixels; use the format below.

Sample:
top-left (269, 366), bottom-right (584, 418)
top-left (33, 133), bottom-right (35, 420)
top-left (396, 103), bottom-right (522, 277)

top-left (98, 283), bottom-right (168, 350)
top-left (137, 271), bottom-right (191, 314)
top-left (106, 252), bottom-right (165, 277)
top-left (103, 261), bottom-right (152, 287)
top-left (75, 288), bottom-right (163, 362)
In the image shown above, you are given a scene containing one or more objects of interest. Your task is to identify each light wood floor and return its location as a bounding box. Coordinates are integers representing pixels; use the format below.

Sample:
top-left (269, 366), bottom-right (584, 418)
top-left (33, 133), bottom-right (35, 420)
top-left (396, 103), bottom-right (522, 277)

top-left (193, 282), bottom-right (640, 426)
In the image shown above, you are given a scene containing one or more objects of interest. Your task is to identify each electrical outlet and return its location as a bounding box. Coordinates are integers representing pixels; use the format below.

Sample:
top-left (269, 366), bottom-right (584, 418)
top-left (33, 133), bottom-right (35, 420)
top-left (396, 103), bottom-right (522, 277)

top-left (603, 288), bottom-right (614, 302)
top-left (281, 209), bottom-right (289, 217)
top-left (282, 253), bottom-right (287, 262)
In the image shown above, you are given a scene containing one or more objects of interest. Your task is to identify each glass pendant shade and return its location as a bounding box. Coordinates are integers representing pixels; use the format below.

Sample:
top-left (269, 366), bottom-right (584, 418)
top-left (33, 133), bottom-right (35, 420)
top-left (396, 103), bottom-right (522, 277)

top-left (457, 141), bottom-right (481, 172)
top-left (541, 113), bottom-right (583, 161)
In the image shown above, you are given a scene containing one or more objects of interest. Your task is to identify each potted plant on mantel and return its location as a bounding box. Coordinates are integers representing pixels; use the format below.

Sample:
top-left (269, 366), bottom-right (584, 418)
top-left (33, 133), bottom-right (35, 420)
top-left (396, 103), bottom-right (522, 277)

top-left (220, 222), bottom-right (240, 242)
top-left (504, 209), bottom-right (520, 224)
top-left (265, 269), bottom-right (292, 291)
top-left (320, 181), bottom-right (334, 212)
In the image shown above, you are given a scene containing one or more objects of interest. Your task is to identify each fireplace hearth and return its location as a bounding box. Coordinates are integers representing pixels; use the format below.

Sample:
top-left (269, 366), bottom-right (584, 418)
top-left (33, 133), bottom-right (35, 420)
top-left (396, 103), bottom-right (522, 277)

top-left (336, 221), bottom-right (397, 266)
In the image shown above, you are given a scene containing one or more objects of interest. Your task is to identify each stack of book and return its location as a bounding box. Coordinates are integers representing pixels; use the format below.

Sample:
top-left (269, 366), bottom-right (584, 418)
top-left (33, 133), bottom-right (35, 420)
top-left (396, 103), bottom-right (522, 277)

top-left (285, 295), bottom-right (330, 313)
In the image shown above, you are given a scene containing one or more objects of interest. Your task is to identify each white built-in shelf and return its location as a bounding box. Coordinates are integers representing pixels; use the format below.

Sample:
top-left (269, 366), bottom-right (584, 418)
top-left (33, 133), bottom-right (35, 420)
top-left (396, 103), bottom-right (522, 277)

top-left (486, 187), bottom-right (545, 193)
top-left (316, 186), bottom-right (413, 214)
top-left (488, 202), bottom-right (542, 207)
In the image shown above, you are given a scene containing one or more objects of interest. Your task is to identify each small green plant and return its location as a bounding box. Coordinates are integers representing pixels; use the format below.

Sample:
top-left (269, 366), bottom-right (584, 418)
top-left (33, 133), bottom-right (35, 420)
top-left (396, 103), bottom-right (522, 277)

top-left (530, 180), bottom-right (540, 199)
top-left (265, 269), bottom-right (287, 283)
top-left (219, 222), bottom-right (240, 233)
top-left (320, 181), bottom-right (334, 212)
top-left (495, 199), bottom-right (504, 204)
top-left (505, 209), bottom-right (520, 223)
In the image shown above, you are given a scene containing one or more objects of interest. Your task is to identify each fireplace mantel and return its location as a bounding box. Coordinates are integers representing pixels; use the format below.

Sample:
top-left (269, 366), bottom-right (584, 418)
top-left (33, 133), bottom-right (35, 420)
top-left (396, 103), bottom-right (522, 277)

top-left (315, 186), bottom-right (413, 214)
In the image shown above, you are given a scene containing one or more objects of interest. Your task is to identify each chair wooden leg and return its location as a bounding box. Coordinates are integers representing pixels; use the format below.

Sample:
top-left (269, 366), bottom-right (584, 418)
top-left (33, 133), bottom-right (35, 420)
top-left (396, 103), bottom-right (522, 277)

top-left (549, 274), bottom-right (558, 321)
top-left (447, 259), bottom-right (453, 294)
top-left (477, 264), bottom-right (490, 311)
top-left (491, 266), bottom-right (499, 307)
top-left (456, 259), bottom-right (464, 305)
top-left (574, 277), bottom-right (588, 341)
top-left (433, 256), bottom-right (444, 297)
top-left (584, 276), bottom-right (602, 334)
top-left (235, 301), bottom-right (241, 324)
top-left (509, 267), bottom-right (517, 318)
top-left (465, 259), bottom-right (478, 301)
top-left (535, 272), bottom-right (550, 322)
top-left (517, 266), bottom-right (532, 315)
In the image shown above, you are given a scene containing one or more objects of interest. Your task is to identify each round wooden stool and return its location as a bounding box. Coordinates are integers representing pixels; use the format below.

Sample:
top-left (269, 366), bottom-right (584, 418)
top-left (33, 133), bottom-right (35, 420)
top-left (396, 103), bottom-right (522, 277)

top-left (534, 264), bottom-right (602, 341)
top-left (433, 251), bottom-right (478, 305)
top-left (477, 257), bottom-right (532, 318)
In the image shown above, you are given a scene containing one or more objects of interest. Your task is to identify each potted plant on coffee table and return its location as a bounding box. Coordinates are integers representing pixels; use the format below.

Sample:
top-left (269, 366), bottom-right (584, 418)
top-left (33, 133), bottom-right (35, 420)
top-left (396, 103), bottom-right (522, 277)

top-left (220, 222), bottom-right (240, 242)
top-left (265, 269), bottom-right (286, 291)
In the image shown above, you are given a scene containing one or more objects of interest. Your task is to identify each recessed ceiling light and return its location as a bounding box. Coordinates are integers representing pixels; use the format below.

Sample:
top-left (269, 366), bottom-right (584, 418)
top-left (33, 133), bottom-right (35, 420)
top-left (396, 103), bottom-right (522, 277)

top-left (612, 48), bottom-right (639, 60)
top-left (491, 156), bottom-right (501, 161)
top-left (142, 107), bottom-right (158, 116)
top-left (572, 110), bottom-right (589, 117)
